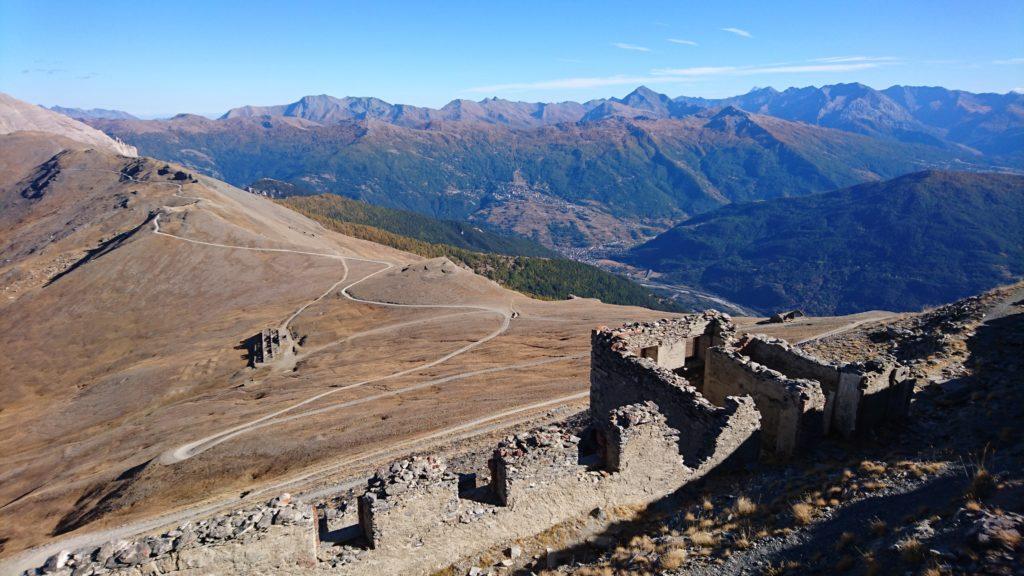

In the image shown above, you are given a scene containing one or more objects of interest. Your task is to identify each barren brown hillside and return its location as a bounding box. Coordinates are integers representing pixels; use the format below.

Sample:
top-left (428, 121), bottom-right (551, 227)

top-left (0, 131), bottom-right (683, 559)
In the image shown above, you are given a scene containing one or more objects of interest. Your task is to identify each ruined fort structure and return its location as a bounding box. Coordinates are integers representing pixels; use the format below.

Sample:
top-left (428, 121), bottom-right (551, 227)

top-left (252, 328), bottom-right (283, 366)
top-left (32, 311), bottom-right (915, 576)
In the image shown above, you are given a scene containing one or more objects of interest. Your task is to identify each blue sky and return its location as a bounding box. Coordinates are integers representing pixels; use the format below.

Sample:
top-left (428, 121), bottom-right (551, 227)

top-left (2, 0), bottom-right (1022, 116)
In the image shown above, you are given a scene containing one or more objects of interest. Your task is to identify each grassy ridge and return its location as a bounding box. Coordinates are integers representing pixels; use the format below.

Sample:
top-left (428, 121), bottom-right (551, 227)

top-left (283, 196), bottom-right (683, 311)
top-left (283, 194), bottom-right (555, 257)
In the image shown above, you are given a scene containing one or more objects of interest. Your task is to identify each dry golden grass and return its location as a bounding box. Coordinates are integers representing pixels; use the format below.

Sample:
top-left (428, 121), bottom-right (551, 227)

top-left (898, 537), bottom-right (924, 564)
top-left (689, 531), bottom-right (718, 548)
top-left (791, 503), bottom-right (814, 525)
top-left (628, 534), bottom-right (657, 553)
top-left (702, 497), bottom-right (714, 512)
top-left (994, 528), bottom-right (1021, 550)
top-left (683, 511), bottom-right (696, 523)
top-left (897, 460), bottom-right (946, 479)
top-left (734, 496), bottom-right (757, 516)
top-left (659, 547), bottom-right (687, 569)
top-left (859, 460), bottom-right (887, 475)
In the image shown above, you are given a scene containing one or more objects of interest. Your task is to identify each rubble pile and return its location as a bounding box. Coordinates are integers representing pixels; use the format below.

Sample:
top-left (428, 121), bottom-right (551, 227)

top-left (32, 495), bottom-right (312, 576)
top-left (365, 456), bottom-right (455, 500)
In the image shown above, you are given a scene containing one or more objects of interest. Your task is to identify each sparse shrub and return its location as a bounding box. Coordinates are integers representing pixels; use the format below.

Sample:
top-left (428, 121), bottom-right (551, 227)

top-left (791, 503), bottom-right (814, 525)
top-left (734, 496), bottom-right (757, 516)
top-left (870, 518), bottom-right (887, 536)
top-left (659, 547), bottom-right (687, 569)
top-left (836, 555), bottom-right (854, 571)
top-left (969, 467), bottom-right (996, 499)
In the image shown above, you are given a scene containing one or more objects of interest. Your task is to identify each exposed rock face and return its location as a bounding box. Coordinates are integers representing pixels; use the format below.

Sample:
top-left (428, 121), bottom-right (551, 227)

top-left (0, 92), bottom-right (137, 156)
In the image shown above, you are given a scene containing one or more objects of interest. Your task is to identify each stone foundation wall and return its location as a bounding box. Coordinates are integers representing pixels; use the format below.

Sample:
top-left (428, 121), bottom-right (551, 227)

top-left (704, 346), bottom-right (826, 456)
top-left (357, 456), bottom-right (458, 550)
top-left (490, 426), bottom-right (583, 508)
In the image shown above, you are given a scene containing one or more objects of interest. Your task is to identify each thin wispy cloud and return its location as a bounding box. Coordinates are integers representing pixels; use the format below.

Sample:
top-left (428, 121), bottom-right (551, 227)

top-left (466, 75), bottom-right (676, 93)
top-left (466, 57), bottom-right (894, 94)
top-left (667, 39), bottom-right (698, 46)
top-left (613, 42), bottom-right (652, 52)
top-left (21, 68), bottom-right (67, 75)
top-left (812, 56), bottom-right (897, 63)
top-left (652, 62), bottom-right (881, 76)
top-left (994, 57), bottom-right (1024, 64)
top-left (721, 27), bottom-right (752, 38)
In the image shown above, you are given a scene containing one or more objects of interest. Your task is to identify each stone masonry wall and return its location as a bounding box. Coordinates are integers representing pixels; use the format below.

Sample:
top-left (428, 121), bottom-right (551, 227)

top-left (704, 345), bottom-right (827, 456)
top-left (837, 359), bottom-right (914, 436)
top-left (357, 456), bottom-right (458, 550)
top-left (740, 336), bottom-right (842, 435)
top-left (590, 313), bottom-right (757, 470)
top-left (490, 426), bottom-right (583, 508)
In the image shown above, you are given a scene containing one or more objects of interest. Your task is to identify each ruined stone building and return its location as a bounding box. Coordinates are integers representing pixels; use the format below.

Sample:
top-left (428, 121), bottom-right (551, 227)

top-left (48, 311), bottom-right (915, 576)
top-left (252, 328), bottom-right (282, 366)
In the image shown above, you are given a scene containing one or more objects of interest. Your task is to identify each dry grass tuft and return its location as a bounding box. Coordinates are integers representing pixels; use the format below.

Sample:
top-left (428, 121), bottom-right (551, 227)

top-left (859, 460), bottom-right (887, 475)
top-left (689, 531), bottom-right (718, 548)
top-left (969, 467), bottom-right (996, 499)
top-left (898, 537), bottom-right (924, 564)
top-left (659, 547), bottom-right (687, 569)
top-left (994, 528), bottom-right (1021, 550)
top-left (898, 460), bottom-right (947, 479)
top-left (734, 496), bottom-right (758, 517)
top-left (702, 497), bottom-right (714, 512)
top-left (791, 503), bottom-right (814, 525)
top-left (628, 534), bottom-right (657, 553)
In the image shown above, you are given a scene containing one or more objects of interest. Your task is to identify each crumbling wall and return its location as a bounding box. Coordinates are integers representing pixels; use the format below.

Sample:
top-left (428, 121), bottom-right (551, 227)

top-left (358, 456), bottom-right (458, 550)
top-left (704, 346), bottom-right (826, 456)
top-left (837, 359), bottom-right (914, 436)
top-left (604, 401), bottom-right (684, 474)
top-left (32, 496), bottom-right (316, 576)
top-left (490, 426), bottom-right (583, 508)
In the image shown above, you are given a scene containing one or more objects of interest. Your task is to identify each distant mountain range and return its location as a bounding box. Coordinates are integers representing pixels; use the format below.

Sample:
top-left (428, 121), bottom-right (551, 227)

top-left (213, 83), bottom-right (1023, 158)
top-left (49, 106), bottom-right (138, 121)
top-left (621, 170), bottom-right (1024, 315)
top-left (81, 83), bottom-right (1021, 252)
